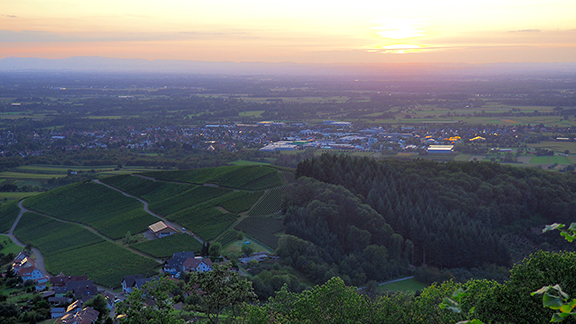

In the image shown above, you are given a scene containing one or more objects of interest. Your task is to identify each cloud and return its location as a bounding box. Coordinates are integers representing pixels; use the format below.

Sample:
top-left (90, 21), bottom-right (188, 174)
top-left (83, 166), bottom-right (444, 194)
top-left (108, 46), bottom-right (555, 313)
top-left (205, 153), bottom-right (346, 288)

top-left (4, 15), bottom-right (17, 18)
top-left (508, 29), bottom-right (541, 33)
top-left (0, 29), bottom-right (253, 43)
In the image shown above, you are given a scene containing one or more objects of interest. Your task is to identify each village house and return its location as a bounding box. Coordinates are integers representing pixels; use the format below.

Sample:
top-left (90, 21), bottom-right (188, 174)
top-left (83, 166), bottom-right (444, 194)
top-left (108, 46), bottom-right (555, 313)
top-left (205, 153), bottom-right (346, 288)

top-left (56, 306), bottom-right (99, 324)
top-left (163, 251), bottom-right (212, 278)
top-left (121, 274), bottom-right (155, 294)
top-left (148, 221), bottom-right (178, 238)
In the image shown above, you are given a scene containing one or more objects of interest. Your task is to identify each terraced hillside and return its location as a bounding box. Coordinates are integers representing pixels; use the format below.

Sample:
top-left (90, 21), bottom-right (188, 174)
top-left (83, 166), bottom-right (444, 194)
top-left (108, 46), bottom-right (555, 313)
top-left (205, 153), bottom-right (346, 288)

top-left (12, 165), bottom-right (293, 286)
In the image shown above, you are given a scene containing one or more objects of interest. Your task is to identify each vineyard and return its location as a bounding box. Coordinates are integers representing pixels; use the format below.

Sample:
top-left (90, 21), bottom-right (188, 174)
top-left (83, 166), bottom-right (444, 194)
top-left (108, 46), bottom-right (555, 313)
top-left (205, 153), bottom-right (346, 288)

top-left (22, 182), bottom-right (157, 240)
top-left (248, 185), bottom-right (289, 216)
top-left (240, 172), bottom-right (284, 190)
top-left (13, 212), bottom-right (158, 287)
top-left (140, 165), bottom-right (242, 184)
top-left (216, 229), bottom-right (240, 247)
top-left (0, 201), bottom-right (20, 233)
top-left (168, 204), bottom-right (237, 241)
top-left (140, 165), bottom-right (284, 190)
top-left (148, 186), bottom-right (231, 217)
top-left (216, 166), bottom-right (278, 189)
top-left (100, 175), bottom-right (193, 204)
top-left (131, 234), bottom-right (203, 258)
top-left (234, 216), bottom-right (285, 250)
top-left (220, 191), bottom-right (263, 213)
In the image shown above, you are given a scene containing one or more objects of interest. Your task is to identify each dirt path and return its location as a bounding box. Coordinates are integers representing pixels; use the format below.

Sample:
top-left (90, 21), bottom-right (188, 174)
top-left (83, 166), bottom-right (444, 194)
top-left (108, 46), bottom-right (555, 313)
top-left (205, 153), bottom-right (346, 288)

top-left (93, 179), bottom-right (204, 244)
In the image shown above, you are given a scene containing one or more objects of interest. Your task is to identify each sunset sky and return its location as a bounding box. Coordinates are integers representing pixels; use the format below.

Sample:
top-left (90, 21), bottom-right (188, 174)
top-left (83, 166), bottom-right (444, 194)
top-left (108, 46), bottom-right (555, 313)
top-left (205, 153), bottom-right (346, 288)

top-left (2, 0), bottom-right (576, 64)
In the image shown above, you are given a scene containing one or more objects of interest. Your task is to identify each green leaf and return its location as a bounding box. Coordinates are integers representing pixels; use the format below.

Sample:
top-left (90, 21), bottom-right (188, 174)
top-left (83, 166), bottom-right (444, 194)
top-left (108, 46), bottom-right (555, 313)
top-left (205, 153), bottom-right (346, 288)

top-left (560, 232), bottom-right (575, 242)
top-left (439, 297), bottom-right (461, 313)
top-left (551, 312), bottom-right (570, 322)
top-left (544, 223), bottom-right (565, 233)
top-left (533, 286), bottom-right (551, 296)
top-left (568, 223), bottom-right (576, 232)
top-left (560, 299), bottom-right (576, 313)
top-left (543, 293), bottom-right (564, 310)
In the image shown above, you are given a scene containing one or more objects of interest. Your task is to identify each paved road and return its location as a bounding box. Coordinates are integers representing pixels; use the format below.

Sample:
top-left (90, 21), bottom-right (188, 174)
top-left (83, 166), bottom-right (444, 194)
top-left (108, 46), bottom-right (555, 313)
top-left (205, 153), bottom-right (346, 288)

top-left (93, 179), bottom-right (204, 244)
top-left (8, 201), bottom-right (48, 274)
top-left (378, 276), bottom-right (415, 286)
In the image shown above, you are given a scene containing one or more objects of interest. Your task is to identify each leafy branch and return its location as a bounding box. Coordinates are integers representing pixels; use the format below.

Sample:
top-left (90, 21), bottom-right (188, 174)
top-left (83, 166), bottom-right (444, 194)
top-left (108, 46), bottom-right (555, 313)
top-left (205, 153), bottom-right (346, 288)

top-left (439, 288), bottom-right (483, 324)
top-left (532, 222), bottom-right (576, 322)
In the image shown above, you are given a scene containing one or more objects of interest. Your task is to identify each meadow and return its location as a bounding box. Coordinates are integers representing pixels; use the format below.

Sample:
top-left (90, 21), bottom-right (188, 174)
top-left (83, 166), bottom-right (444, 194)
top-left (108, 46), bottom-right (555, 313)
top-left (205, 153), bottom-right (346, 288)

top-left (0, 234), bottom-right (24, 255)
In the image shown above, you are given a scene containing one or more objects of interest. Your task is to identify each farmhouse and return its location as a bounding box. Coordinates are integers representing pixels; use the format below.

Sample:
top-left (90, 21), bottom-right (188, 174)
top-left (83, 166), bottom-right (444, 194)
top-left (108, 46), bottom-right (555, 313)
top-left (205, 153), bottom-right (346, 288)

top-left (148, 221), bottom-right (178, 238)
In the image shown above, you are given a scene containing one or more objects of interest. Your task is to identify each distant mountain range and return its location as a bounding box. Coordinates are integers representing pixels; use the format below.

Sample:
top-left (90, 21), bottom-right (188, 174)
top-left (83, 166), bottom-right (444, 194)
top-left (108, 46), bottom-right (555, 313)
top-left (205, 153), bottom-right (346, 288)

top-left (0, 56), bottom-right (575, 76)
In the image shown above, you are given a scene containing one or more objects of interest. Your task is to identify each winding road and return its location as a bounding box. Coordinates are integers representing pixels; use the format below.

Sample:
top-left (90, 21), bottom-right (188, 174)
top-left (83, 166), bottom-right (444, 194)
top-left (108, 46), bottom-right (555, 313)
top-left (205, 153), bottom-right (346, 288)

top-left (7, 201), bottom-right (48, 275)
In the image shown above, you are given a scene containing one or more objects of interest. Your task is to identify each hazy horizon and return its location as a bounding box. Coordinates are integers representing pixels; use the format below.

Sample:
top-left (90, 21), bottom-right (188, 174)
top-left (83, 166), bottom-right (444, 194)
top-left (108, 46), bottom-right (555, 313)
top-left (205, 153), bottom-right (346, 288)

top-left (2, 0), bottom-right (576, 65)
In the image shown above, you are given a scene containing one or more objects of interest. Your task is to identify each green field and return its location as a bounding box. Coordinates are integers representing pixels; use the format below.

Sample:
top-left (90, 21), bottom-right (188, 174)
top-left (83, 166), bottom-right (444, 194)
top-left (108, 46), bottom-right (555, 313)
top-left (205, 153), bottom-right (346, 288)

top-left (0, 172), bottom-right (67, 179)
top-left (529, 155), bottom-right (570, 164)
top-left (229, 160), bottom-right (270, 166)
top-left (0, 191), bottom-right (42, 203)
top-left (13, 212), bottom-right (158, 287)
top-left (0, 201), bottom-right (21, 233)
top-left (238, 110), bottom-right (265, 117)
top-left (23, 182), bottom-right (158, 240)
top-left (379, 278), bottom-right (427, 292)
top-left (0, 234), bottom-right (24, 255)
top-left (131, 234), bottom-right (203, 258)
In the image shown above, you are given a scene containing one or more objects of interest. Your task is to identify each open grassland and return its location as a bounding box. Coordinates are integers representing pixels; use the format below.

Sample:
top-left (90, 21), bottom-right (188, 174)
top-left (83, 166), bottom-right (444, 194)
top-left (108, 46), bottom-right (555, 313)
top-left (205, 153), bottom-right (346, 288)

top-left (0, 234), bottom-right (24, 255)
top-left (131, 234), bottom-right (202, 258)
top-left (248, 186), bottom-right (288, 216)
top-left (0, 201), bottom-right (21, 233)
top-left (379, 278), bottom-right (427, 292)
top-left (235, 216), bottom-right (285, 250)
top-left (23, 182), bottom-right (157, 240)
top-left (14, 212), bottom-right (158, 287)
